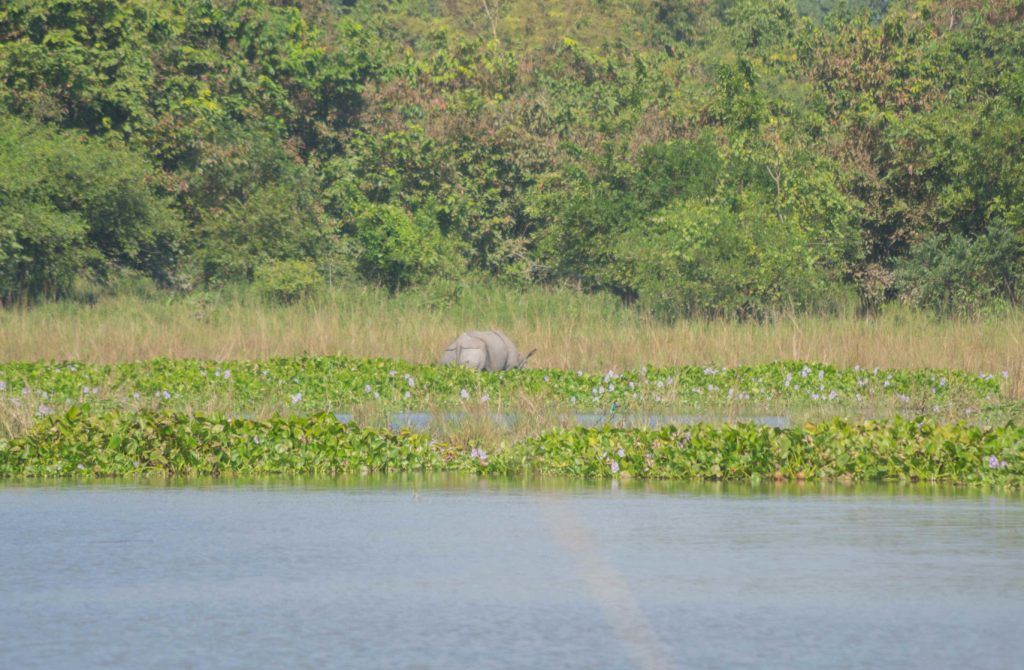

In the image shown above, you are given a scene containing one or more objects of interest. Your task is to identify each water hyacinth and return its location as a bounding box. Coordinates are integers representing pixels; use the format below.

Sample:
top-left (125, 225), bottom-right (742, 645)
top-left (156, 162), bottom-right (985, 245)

top-left (0, 357), bottom-right (1008, 417)
top-left (460, 389), bottom-right (469, 400)
top-left (988, 455), bottom-right (1009, 469)
top-left (290, 393), bottom-right (303, 404)
top-left (1, 409), bottom-right (1022, 486)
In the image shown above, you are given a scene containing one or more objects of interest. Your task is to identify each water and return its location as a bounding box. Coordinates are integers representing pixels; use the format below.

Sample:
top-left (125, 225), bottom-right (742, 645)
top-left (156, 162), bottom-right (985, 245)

top-left (1, 477), bottom-right (1022, 669)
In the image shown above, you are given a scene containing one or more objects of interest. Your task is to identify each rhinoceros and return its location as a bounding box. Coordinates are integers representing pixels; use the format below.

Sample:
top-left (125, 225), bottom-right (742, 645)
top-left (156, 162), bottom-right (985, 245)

top-left (440, 330), bottom-right (536, 371)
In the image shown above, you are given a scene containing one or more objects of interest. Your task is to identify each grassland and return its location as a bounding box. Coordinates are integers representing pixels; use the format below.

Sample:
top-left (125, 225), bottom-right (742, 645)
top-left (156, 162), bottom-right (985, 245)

top-left (1, 285), bottom-right (1023, 391)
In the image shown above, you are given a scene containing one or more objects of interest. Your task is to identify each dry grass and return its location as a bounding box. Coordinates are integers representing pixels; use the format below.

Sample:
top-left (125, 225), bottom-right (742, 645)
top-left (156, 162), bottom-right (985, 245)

top-left (1, 284), bottom-right (1021, 396)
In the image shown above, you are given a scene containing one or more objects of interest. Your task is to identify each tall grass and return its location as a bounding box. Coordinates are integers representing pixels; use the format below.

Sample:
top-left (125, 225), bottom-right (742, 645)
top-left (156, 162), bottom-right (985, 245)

top-left (1, 283), bottom-right (1021, 395)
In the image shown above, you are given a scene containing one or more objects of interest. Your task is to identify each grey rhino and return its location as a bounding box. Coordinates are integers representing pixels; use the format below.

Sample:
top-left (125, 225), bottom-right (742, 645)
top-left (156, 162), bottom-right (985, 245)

top-left (440, 330), bottom-right (536, 371)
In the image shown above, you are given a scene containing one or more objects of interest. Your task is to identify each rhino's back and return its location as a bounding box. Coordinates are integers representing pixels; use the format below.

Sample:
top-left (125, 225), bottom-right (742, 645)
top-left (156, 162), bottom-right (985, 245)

top-left (466, 330), bottom-right (515, 371)
top-left (441, 332), bottom-right (488, 369)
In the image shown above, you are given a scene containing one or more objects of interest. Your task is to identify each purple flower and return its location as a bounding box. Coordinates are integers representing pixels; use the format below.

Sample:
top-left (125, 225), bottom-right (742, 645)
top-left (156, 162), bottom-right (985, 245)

top-left (364, 384), bottom-right (372, 393)
top-left (460, 388), bottom-right (469, 400)
top-left (988, 455), bottom-right (1009, 470)
top-left (290, 393), bottom-right (302, 404)
top-left (0, 381), bottom-right (6, 392)
top-left (609, 460), bottom-right (620, 474)
top-left (617, 448), bottom-right (625, 458)
top-left (470, 447), bottom-right (488, 464)
top-left (223, 370), bottom-right (231, 380)
top-left (37, 404), bottom-right (53, 416)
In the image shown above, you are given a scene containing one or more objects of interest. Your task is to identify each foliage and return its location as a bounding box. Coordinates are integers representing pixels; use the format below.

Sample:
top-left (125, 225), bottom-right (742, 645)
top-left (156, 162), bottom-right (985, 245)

top-left (352, 203), bottom-right (458, 290)
top-left (0, 356), bottom-right (1006, 417)
top-left (2, 0), bottom-right (1024, 316)
top-left (2, 408), bottom-right (1021, 488)
top-left (254, 259), bottom-right (323, 304)
top-left (0, 116), bottom-right (183, 301)
top-left (895, 221), bottom-right (1024, 315)
top-left (0, 0), bottom-right (375, 291)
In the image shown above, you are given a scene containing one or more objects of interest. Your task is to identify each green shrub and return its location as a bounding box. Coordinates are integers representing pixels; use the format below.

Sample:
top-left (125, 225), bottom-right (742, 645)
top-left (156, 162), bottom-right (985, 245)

top-left (895, 222), bottom-right (1024, 315)
top-left (615, 199), bottom-right (842, 320)
top-left (0, 116), bottom-right (183, 302)
top-left (353, 203), bottom-right (455, 291)
top-left (254, 260), bottom-right (323, 304)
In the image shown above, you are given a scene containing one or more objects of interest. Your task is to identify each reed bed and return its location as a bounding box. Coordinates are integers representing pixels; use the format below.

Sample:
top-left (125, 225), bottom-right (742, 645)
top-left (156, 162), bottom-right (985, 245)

top-left (2, 285), bottom-right (1021, 393)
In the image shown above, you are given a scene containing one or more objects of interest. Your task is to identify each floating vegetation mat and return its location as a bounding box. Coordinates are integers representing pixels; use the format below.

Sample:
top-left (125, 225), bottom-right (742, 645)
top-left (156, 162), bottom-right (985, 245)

top-left (0, 357), bottom-right (1009, 415)
top-left (2, 408), bottom-right (1021, 488)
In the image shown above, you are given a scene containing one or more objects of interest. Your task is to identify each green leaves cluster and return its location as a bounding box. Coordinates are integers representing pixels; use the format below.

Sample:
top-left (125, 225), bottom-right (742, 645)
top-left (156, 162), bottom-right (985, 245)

top-left (0, 357), bottom-right (1006, 414)
top-left (0, 117), bottom-right (182, 301)
top-left (2, 408), bottom-right (1021, 488)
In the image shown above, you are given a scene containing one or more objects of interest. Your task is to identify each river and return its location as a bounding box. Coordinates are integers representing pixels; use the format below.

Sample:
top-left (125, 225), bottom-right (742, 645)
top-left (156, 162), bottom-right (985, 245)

top-left (1, 477), bottom-right (1022, 669)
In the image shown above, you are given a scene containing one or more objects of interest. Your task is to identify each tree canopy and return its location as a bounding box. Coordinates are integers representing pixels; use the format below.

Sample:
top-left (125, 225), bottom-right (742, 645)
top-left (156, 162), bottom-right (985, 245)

top-left (2, 0), bottom-right (1022, 315)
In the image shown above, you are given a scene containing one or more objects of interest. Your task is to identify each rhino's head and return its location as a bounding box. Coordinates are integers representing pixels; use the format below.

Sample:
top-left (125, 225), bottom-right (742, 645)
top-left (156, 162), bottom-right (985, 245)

top-left (513, 348), bottom-right (537, 369)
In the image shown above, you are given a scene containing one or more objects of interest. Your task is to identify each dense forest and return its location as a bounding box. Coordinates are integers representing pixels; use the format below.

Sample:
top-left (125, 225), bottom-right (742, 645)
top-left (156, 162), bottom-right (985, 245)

top-left (1, 0), bottom-right (1022, 317)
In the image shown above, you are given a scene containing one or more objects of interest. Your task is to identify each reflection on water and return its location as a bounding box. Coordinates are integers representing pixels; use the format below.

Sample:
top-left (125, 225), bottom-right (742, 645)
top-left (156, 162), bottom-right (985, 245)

top-left (1, 477), bottom-right (1022, 669)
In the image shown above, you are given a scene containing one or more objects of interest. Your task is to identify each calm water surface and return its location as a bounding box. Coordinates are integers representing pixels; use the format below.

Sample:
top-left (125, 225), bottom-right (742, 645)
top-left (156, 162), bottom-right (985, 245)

top-left (1, 477), bottom-right (1022, 669)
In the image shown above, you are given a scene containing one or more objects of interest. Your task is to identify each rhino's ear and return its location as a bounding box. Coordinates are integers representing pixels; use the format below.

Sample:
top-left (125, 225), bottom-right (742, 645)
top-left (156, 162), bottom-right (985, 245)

top-left (519, 348), bottom-right (537, 368)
